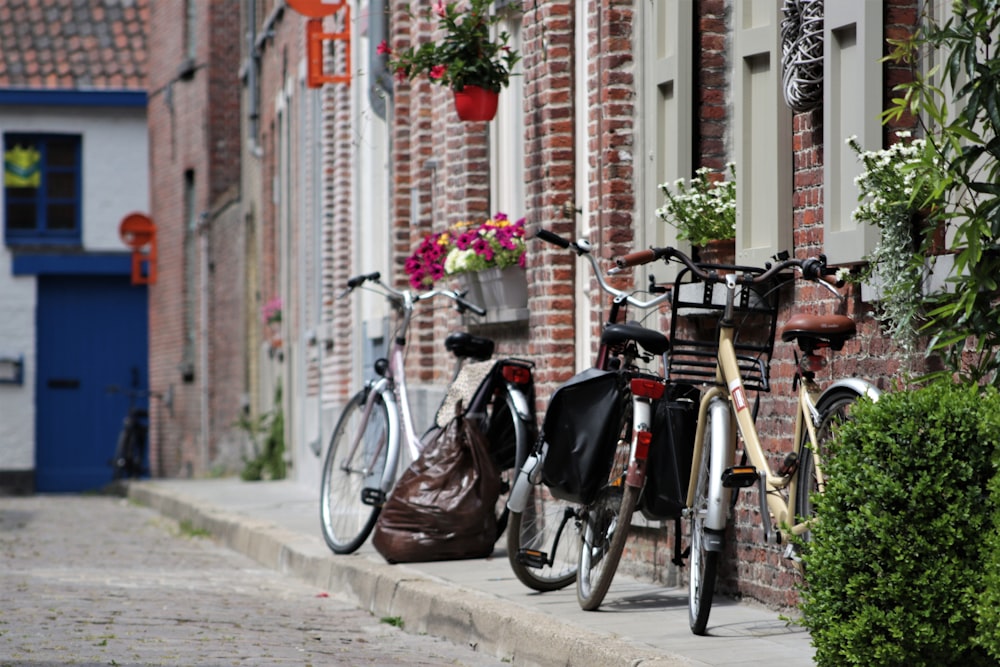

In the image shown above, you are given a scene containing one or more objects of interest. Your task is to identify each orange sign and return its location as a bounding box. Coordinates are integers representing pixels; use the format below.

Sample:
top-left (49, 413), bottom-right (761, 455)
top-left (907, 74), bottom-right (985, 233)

top-left (119, 212), bottom-right (155, 251)
top-left (287, 0), bottom-right (345, 18)
top-left (118, 212), bottom-right (157, 285)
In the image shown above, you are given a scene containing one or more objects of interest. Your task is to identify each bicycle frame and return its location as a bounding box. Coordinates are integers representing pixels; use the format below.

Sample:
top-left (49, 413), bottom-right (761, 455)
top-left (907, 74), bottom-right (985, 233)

top-left (685, 273), bottom-right (878, 545)
top-left (508, 237), bottom-right (671, 512)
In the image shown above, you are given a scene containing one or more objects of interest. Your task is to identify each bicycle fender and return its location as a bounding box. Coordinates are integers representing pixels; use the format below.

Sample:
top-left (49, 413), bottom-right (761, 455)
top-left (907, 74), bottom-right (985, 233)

top-left (377, 386), bottom-right (402, 495)
top-left (506, 385), bottom-right (536, 469)
top-left (506, 384), bottom-right (534, 424)
top-left (506, 453), bottom-right (539, 514)
top-left (706, 397), bottom-right (733, 534)
top-left (819, 378), bottom-right (881, 405)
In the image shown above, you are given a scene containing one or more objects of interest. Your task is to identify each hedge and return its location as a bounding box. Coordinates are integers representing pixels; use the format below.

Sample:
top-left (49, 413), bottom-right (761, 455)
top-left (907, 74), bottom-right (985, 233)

top-left (799, 380), bottom-right (1000, 666)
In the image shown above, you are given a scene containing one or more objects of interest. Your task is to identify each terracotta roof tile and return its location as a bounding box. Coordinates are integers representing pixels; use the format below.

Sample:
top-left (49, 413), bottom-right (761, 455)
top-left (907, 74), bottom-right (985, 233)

top-left (0, 0), bottom-right (148, 91)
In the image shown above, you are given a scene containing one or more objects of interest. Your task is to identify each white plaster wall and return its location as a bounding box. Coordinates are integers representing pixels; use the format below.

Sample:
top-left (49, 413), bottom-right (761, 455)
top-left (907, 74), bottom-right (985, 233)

top-left (0, 105), bottom-right (149, 251)
top-left (0, 105), bottom-right (149, 472)
top-left (0, 249), bottom-right (36, 469)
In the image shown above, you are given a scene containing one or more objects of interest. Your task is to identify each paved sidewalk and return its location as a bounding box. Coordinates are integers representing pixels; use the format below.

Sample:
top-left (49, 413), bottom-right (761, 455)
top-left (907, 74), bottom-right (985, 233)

top-left (129, 478), bottom-right (815, 667)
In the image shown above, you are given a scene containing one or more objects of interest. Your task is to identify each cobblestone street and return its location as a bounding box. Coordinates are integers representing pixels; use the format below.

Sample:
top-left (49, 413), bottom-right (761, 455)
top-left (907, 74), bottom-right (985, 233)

top-left (0, 494), bottom-right (504, 666)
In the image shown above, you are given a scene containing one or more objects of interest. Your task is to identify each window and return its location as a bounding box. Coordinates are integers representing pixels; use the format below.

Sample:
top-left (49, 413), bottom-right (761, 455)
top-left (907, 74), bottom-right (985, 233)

top-left (489, 8), bottom-right (524, 218)
top-left (3, 133), bottom-right (82, 245)
top-left (733, 2), bottom-right (792, 265)
top-left (637, 0), bottom-right (694, 271)
top-left (822, 0), bottom-right (883, 265)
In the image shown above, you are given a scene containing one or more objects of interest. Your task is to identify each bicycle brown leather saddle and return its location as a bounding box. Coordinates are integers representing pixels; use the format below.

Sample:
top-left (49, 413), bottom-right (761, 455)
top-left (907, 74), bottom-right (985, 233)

top-left (780, 313), bottom-right (856, 351)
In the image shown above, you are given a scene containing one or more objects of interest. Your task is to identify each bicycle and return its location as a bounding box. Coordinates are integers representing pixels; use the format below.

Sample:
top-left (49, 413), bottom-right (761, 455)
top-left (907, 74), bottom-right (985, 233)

top-left (319, 271), bottom-right (537, 555)
top-left (614, 246), bottom-right (880, 635)
top-left (506, 230), bottom-right (675, 608)
top-left (107, 385), bottom-right (150, 481)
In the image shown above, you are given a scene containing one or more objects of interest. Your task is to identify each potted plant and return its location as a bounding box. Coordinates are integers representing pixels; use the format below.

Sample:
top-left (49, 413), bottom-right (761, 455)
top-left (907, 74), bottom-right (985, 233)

top-left (846, 132), bottom-right (945, 354)
top-left (405, 214), bottom-right (527, 317)
top-left (656, 163), bottom-right (736, 264)
top-left (381, 0), bottom-right (521, 121)
top-left (261, 296), bottom-right (283, 351)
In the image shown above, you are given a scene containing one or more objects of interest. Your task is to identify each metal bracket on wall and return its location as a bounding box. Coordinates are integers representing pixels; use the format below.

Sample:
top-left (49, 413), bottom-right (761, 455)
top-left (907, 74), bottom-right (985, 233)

top-left (306, 6), bottom-right (352, 88)
top-left (0, 355), bottom-right (24, 385)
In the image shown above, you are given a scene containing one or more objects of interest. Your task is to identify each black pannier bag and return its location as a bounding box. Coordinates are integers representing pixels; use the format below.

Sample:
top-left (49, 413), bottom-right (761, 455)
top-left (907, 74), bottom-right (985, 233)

top-left (640, 382), bottom-right (700, 520)
top-left (540, 368), bottom-right (628, 505)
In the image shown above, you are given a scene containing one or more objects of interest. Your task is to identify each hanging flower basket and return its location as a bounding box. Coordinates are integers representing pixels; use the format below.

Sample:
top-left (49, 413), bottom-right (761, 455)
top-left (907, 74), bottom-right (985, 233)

top-left (453, 85), bottom-right (499, 122)
top-left (478, 265), bottom-right (528, 313)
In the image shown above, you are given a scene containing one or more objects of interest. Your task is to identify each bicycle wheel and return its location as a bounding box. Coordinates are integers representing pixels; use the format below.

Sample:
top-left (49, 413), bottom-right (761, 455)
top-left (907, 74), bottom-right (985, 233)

top-left (576, 414), bottom-right (636, 611)
top-left (689, 405), bottom-right (721, 635)
top-left (320, 389), bottom-right (391, 554)
top-left (111, 426), bottom-right (130, 481)
top-left (794, 387), bottom-right (865, 537)
top-left (506, 482), bottom-right (579, 591)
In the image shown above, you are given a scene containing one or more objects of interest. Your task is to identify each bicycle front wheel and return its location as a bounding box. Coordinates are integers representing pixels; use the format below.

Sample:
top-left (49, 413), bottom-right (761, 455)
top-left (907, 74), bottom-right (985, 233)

top-left (507, 483), bottom-right (579, 592)
top-left (794, 387), bottom-right (866, 538)
top-left (576, 421), bottom-right (636, 611)
top-left (688, 407), bottom-right (721, 635)
top-left (320, 389), bottom-right (391, 554)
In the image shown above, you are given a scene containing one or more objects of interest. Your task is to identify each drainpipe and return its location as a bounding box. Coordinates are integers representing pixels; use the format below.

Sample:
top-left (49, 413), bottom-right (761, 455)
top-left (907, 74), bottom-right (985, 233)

top-left (197, 210), bottom-right (211, 474)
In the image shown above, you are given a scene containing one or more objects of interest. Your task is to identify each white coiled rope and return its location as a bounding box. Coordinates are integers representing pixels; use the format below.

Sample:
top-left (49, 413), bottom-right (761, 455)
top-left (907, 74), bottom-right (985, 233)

top-left (781, 0), bottom-right (824, 113)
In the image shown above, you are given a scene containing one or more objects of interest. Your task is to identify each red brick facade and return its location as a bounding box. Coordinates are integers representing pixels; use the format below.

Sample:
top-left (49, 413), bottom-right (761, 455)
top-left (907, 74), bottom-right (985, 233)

top-left (146, 0), bottom-right (244, 477)
top-left (146, 0), bottom-right (929, 610)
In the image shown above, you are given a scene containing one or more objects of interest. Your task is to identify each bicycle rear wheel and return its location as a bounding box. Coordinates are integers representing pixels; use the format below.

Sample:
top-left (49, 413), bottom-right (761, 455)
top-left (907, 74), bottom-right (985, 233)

top-left (794, 387), bottom-right (866, 537)
top-left (507, 483), bottom-right (579, 591)
top-left (320, 389), bottom-right (391, 554)
top-left (688, 406), bottom-right (721, 635)
top-left (576, 415), bottom-right (635, 611)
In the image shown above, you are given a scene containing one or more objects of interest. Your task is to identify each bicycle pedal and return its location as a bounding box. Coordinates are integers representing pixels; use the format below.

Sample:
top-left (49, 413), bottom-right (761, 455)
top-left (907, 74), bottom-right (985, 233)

top-left (517, 548), bottom-right (548, 568)
top-left (361, 487), bottom-right (387, 506)
top-left (721, 465), bottom-right (759, 488)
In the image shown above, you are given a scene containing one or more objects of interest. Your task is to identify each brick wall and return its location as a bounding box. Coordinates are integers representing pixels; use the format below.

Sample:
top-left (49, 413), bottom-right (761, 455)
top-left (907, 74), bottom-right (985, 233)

top-left (147, 0), bottom-right (244, 478)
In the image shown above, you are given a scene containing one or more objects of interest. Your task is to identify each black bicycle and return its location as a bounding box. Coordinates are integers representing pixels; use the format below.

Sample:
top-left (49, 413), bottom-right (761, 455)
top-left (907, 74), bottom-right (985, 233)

top-left (107, 386), bottom-right (150, 480)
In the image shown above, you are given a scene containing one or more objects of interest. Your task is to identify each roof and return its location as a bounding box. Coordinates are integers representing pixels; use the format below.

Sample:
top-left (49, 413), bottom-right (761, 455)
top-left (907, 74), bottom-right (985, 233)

top-left (0, 0), bottom-right (149, 91)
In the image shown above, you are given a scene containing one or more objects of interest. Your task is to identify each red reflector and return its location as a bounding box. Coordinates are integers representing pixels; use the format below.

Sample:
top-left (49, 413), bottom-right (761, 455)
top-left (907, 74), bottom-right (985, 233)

top-left (802, 354), bottom-right (827, 373)
top-left (634, 430), bottom-right (652, 459)
top-left (630, 378), bottom-right (665, 399)
top-left (502, 365), bottom-right (532, 384)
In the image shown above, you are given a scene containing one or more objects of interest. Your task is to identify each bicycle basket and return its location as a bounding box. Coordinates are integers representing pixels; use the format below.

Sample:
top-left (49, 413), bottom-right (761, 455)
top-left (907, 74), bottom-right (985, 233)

top-left (540, 368), bottom-right (629, 505)
top-left (666, 263), bottom-right (783, 392)
top-left (641, 382), bottom-right (699, 520)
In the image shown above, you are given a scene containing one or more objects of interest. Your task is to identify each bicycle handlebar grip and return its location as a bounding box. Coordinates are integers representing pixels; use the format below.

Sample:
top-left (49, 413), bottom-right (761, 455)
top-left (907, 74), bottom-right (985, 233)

top-left (615, 249), bottom-right (658, 269)
top-left (455, 295), bottom-right (487, 317)
top-left (346, 271), bottom-right (381, 289)
top-left (534, 228), bottom-right (571, 249)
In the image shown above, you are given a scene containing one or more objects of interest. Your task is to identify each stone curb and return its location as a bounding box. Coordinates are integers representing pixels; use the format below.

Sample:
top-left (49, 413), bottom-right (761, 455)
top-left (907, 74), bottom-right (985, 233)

top-left (129, 483), bottom-right (692, 667)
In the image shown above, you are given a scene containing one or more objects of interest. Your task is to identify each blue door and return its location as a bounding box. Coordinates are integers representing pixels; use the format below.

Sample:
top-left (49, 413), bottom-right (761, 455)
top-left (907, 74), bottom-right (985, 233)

top-left (35, 275), bottom-right (148, 492)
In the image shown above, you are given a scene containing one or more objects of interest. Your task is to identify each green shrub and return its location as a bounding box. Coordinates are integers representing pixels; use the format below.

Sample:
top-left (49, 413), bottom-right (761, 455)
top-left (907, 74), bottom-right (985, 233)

top-left (800, 381), bottom-right (1000, 667)
top-left (978, 467), bottom-right (1000, 660)
top-left (238, 383), bottom-right (286, 481)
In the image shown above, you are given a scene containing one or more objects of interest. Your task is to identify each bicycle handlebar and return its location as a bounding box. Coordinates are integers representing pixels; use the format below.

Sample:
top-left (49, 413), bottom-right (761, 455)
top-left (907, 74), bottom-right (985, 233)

top-left (346, 271), bottom-right (381, 289)
top-left (340, 271), bottom-right (487, 316)
top-left (613, 246), bottom-right (843, 294)
top-left (534, 228), bottom-right (671, 310)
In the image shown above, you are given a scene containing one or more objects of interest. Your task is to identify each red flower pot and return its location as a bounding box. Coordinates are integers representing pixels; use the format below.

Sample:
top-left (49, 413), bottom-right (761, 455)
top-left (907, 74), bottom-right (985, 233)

top-left (452, 85), bottom-right (499, 122)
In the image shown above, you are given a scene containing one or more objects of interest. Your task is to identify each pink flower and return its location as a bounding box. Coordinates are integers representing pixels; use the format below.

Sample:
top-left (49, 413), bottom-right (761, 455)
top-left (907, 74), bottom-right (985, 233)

top-left (376, 40), bottom-right (390, 56)
top-left (433, 0), bottom-right (447, 17)
top-left (429, 64), bottom-right (447, 80)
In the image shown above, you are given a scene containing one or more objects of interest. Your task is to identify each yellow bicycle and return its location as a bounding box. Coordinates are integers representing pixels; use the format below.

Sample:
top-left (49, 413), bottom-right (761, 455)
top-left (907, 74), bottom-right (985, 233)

top-left (615, 247), bottom-right (880, 635)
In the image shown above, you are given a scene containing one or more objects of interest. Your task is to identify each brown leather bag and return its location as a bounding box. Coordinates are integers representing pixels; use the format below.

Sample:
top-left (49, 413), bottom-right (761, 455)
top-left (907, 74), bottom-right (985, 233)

top-left (372, 406), bottom-right (502, 563)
